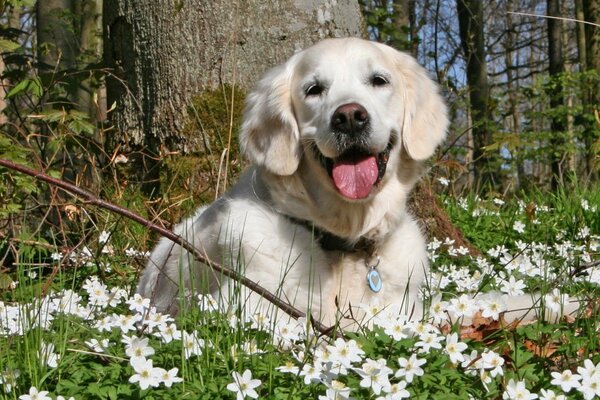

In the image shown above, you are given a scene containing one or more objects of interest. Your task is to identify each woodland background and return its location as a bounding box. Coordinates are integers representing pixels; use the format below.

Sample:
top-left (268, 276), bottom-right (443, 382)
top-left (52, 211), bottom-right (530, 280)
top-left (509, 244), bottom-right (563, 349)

top-left (0, 0), bottom-right (599, 254)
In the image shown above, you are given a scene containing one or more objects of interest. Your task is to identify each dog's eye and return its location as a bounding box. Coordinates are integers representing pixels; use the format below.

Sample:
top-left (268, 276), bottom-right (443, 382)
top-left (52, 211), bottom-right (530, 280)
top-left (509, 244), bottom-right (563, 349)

top-left (370, 74), bottom-right (390, 87)
top-left (305, 83), bottom-right (324, 97)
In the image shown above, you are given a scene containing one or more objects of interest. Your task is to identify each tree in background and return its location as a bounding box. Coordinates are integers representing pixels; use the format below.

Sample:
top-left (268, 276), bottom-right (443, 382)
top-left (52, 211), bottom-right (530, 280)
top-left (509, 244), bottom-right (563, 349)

top-left (456, 0), bottom-right (497, 190)
top-left (103, 0), bottom-right (364, 198)
top-left (546, 0), bottom-right (566, 189)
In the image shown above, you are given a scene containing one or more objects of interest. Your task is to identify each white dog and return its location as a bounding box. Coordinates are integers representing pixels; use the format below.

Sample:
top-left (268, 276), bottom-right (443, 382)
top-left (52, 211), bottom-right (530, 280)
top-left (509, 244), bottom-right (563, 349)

top-left (137, 38), bottom-right (448, 327)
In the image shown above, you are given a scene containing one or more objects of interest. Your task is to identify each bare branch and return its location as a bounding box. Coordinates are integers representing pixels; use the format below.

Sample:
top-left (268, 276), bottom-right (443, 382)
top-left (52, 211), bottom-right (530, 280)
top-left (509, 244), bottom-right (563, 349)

top-left (0, 158), bottom-right (334, 337)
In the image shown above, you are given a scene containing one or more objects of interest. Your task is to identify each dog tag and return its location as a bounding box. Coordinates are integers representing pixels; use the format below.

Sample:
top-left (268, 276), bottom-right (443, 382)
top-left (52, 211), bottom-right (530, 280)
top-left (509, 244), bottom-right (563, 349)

top-left (367, 268), bottom-right (382, 293)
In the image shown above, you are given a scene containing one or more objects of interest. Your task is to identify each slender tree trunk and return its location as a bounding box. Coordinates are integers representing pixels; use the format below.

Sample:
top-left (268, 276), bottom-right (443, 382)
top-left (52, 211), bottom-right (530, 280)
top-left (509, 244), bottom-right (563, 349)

top-left (36, 0), bottom-right (77, 73)
top-left (456, 0), bottom-right (497, 190)
top-left (505, 0), bottom-right (524, 189)
top-left (75, 0), bottom-right (105, 121)
top-left (547, 0), bottom-right (565, 189)
top-left (103, 0), bottom-right (364, 198)
top-left (391, 0), bottom-right (410, 50)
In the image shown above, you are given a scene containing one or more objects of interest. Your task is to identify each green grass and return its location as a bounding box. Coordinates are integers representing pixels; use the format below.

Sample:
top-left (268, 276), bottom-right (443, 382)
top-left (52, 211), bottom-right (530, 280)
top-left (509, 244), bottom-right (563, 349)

top-left (0, 184), bottom-right (598, 399)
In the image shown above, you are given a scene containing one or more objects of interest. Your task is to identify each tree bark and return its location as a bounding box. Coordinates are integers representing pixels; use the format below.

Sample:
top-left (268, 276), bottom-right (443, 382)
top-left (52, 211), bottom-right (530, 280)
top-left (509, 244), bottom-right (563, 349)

top-left (36, 0), bottom-right (77, 72)
top-left (75, 0), bottom-right (104, 121)
top-left (583, 0), bottom-right (600, 178)
top-left (456, 0), bottom-right (497, 190)
top-left (547, 0), bottom-right (565, 189)
top-left (103, 0), bottom-right (364, 196)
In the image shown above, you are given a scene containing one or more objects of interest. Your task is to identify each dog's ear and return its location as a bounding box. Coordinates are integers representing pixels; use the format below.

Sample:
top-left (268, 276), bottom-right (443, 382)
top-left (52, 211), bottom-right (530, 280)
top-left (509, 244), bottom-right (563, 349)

top-left (240, 63), bottom-right (301, 176)
top-left (392, 50), bottom-right (448, 161)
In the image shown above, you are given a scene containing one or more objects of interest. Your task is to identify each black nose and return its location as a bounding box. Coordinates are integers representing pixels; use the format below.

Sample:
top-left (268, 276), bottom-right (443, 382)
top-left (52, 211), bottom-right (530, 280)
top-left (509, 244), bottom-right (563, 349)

top-left (331, 103), bottom-right (369, 136)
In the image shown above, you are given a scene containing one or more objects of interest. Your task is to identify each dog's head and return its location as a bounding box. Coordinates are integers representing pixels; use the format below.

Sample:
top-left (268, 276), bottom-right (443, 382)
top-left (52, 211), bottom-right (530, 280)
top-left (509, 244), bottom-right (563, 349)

top-left (240, 38), bottom-right (448, 201)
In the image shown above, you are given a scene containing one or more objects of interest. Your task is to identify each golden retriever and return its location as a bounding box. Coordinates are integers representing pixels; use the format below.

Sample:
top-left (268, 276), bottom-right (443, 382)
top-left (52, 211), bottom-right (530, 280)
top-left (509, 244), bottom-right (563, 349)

top-left (138, 37), bottom-right (582, 328)
top-left (137, 38), bottom-right (448, 327)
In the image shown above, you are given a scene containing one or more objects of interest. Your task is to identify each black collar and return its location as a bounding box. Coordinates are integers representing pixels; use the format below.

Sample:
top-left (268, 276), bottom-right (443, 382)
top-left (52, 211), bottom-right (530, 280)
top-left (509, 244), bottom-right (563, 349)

top-left (287, 216), bottom-right (377, 253)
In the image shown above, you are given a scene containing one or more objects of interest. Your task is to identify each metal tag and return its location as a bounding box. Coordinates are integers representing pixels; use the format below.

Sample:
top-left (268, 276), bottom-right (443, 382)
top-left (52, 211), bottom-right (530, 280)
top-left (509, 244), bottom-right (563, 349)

top-left (367, 268), bottom-right (382, 293)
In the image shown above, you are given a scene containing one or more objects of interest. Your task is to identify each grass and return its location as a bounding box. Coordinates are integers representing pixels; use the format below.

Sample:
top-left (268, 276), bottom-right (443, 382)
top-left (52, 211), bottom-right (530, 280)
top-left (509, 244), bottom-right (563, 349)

top-left (0, 183), bottom-right (598, 400)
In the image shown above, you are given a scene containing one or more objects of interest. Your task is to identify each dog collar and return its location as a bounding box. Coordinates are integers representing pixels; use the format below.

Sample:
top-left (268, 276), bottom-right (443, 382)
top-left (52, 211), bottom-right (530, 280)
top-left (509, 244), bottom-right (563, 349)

top-left (286, 216), bottom-right (382, 293)
top-left (286, 216), bottom-right (376, 253)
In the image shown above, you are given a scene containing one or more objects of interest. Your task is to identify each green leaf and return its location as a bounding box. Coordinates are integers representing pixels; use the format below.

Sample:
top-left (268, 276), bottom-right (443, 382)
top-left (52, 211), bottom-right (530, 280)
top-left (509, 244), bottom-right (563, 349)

top-left (6, 78), bottom-right (31, 98)
top-left (0, 38), bottom-right (20, 52)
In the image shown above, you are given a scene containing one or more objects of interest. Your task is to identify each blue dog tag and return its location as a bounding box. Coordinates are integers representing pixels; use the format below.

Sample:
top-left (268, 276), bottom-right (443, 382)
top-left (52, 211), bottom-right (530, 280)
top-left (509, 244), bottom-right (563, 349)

top-left (367, 268), bottom-right (382, 292)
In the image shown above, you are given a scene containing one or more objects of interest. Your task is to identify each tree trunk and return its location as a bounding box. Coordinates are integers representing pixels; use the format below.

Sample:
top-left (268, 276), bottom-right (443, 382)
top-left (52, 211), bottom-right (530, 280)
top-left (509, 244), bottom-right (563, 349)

top-left (583, 0), bottom-right (600, 179)
top-left (547, 0), bottom-right (565, 189)
top-left (74, 0), bottom-right (105, 121)
top-left (103, 0), bottom-right (364, 197)
top-left (36, 0), bottom-right (80, 124)
top-left (505, 0), bottom-right (524, 189)
top-left (456, 0), bottom-right (497, 190)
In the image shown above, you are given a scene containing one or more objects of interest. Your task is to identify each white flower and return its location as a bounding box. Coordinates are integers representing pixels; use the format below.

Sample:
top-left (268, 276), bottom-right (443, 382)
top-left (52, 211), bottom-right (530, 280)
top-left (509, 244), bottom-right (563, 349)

top-left (500, 276), bottom-right (526, 296)
top-left (395, 353), bottom-right (426, 383)
top-left (182, 330), bottom-right (204, 359)
top-left (84, 338), bottom-right (110, 353)
top-left (154, 322), bottom-right (181, 343)
top-left (115, 313), bottom-right (142, 333)
top-left (377, 380), bottom-right (410, 399)
top-left (544, 289), bottom-right (570, 314)
top-left (437, 177), bottom-right (450, 186)
top-left (197, 294), bottom-right (220, 313)
top-left (276, 361), bottom-right (299, 374)
top-left (126, 293), bottom-right (150, 313)
top-left (226, 369), bottom-right (261, 400)
top-left (480, 350), bottom-right (504, 377)
top-left (274, 319), bottom-right (303, 348)
top-left (513, 220), bottom-right (526, 234)
top-left (447, 294), bottom-right (478, 319)
top-left (479, 295), bottom-right (507, 321)
top-left (123, 335), bottom-right (155, 362)
top-left (98, 230), bottom-right (110, 244)
top-left (382, 315), bottom-right (410, 341)
top-left (319, 380), bottom-right (351, 400)
top-left (354, 358), bottom-right (392, 395)
top-left (550, 369), bottom-right (581, 393)
top-left (539, 389), bottom-right (566, 400)
top-left (429, 297), bottom-right (449, 324)
top-left (502, 379), bottom-right (537, 400)
top-left (300, 363), bottom-right (322, 385)
top-left (0, 368), bottom-right (20, 393)
top-left (249, 312), bottom-right (270, 331)
top-left (155, 367), bottom-right (183, 388)
top-left (18, 386), bottom-right (51, 400)
top-left (128, 357), bottom-right (162, 390)
top-left (142, 307), bottom-right (172, 330)
top-left (415, 332), bottom-right (444, 353)
top-left (444, 333), bottom-right (467, 364)
top-left (38, 342), bottom-right (60, 368)
top-left (576, 359), bottom-right (600, 400)
top-left (327, 338), bottom-right (365, 368)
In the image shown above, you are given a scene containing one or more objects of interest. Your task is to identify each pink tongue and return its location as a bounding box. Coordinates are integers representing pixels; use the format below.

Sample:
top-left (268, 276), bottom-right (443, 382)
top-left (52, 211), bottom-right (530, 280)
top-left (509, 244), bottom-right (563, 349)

top-left (332, 155), bottom-right (378, 199)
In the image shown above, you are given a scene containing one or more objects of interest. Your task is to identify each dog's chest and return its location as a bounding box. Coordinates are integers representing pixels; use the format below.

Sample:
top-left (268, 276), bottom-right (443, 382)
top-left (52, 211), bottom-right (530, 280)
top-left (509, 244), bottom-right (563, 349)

top-left (323, 251), bottom-right (388, 309)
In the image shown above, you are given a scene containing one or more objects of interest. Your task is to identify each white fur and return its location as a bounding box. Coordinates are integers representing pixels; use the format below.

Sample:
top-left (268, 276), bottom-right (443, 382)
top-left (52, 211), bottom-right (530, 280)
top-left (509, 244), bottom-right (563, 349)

top-left (138, 38), bottom-right (576, 327)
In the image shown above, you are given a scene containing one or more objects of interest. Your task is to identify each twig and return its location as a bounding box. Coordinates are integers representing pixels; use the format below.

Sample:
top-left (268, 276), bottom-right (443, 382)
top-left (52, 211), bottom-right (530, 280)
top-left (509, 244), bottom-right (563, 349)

top-left (570, 259), bottom-right (600, 278)
top-left (507, 11), bottom-right (600, 28)
top-left (0, 158), bottom-right (333, 336)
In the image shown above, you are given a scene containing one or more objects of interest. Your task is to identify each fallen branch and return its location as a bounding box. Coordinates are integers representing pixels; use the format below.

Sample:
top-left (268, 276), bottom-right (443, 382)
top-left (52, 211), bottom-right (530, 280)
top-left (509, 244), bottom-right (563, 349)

top-left (0, 158), bottom-right (333, 336)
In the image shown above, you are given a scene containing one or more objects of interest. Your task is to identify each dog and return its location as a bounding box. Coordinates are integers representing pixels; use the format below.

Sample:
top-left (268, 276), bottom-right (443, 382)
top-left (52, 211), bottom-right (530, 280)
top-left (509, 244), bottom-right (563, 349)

top-left (137, 37), bottom-right (449, 327)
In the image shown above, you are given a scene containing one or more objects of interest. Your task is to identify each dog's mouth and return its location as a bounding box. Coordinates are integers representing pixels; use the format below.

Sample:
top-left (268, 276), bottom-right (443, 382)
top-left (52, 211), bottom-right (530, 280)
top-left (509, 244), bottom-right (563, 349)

top-left (317, 142), bottom-right (392, 200)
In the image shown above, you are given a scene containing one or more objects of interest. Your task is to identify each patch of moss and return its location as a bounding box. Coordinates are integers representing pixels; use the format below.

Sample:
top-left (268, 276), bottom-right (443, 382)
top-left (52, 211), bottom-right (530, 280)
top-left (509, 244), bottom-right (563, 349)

top-left (159, 84), bottom-right (247, 222)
